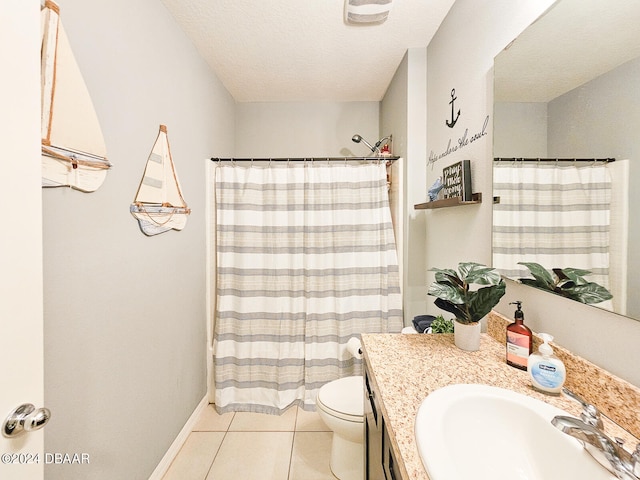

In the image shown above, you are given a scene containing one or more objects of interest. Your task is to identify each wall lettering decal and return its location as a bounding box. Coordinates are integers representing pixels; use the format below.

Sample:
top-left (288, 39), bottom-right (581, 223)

top-left (428, 115), bottom-right (490, 168)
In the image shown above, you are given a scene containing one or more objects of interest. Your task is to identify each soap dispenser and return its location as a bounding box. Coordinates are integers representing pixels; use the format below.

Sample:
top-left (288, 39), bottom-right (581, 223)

top-left (506, 301), bottom-right (532, 371)
top-left (528, 333), bottom-right (566, 394)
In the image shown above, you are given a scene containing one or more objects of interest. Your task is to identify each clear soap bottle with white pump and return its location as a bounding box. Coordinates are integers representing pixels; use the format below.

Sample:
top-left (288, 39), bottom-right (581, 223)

top-left (528, 333), bottom-right (566, 394)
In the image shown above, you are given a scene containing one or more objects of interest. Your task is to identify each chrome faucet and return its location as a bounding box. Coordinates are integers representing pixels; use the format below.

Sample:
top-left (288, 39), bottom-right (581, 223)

top-left (552, 388), bottom-right (640, 480)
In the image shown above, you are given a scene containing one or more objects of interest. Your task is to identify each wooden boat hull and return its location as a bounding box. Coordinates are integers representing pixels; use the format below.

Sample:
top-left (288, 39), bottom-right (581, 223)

top-left (130, 204), bottom-right (190, 236)
top-left (42, 146), bottom-right (109, 192)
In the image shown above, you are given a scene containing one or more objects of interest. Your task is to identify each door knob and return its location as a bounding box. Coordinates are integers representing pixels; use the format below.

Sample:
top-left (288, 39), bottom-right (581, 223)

top-left (2, 404), bottom-right (51, 438)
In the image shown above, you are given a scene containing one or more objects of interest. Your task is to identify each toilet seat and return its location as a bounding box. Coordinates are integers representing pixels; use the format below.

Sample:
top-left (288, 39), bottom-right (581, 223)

top-left (317, 376), bottom-right (363, 422)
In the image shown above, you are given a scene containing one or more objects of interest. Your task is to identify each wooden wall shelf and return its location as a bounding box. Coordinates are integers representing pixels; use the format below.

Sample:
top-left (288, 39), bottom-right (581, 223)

top-left (414, 192), bottom-right (482, 210)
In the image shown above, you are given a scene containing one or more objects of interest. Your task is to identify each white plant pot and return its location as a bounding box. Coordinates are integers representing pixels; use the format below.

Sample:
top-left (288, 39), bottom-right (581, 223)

top-left (453, 320), bottom-right (481, 351)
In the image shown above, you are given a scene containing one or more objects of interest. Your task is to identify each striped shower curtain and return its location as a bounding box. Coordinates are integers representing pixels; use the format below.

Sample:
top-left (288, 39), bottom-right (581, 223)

top-left (213, 162), bottom-right (403, 414)
top-left (493, 162), bottom-right (612, 288)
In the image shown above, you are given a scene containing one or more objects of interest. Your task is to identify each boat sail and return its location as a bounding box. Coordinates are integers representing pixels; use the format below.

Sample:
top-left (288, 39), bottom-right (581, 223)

top-left (130, 125), bottom-right (191, 236)
top-left (41, 0), bottom-right (111, 192)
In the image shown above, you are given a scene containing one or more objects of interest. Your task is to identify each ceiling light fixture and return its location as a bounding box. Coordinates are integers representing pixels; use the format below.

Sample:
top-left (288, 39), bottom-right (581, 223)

top-left (345, 0), bottom-right (393, 25)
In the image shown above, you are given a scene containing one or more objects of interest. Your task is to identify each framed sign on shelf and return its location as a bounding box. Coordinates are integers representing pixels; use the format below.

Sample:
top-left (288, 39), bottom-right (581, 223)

top-left (442, 159), bottom-right (471, 201)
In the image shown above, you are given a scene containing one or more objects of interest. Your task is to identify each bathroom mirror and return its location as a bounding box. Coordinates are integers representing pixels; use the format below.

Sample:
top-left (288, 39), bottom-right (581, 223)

top-left (492, 0), bottom-right (640, 321)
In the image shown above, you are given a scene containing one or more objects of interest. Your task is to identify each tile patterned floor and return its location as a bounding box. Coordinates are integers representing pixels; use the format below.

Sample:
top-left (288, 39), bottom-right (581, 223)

top-left (162, 405), bottom-right (336, 480)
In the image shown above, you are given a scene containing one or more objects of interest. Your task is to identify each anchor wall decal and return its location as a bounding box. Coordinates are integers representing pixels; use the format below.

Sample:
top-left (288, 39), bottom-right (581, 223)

top-left (446, 88), bottom-right (461, 128)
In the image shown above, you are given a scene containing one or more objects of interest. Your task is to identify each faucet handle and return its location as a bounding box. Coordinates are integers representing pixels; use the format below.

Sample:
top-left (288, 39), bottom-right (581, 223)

top-left (582, 404), bottom-right (603, 429)
top-left (562, 388), bottom-right (604, 430)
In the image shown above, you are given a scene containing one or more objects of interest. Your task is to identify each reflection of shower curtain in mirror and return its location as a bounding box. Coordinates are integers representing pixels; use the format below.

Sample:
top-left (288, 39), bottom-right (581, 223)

top-left (493, 162), bottom-right (612, 292)
top-left (213, 163), bottom-right (402, 414)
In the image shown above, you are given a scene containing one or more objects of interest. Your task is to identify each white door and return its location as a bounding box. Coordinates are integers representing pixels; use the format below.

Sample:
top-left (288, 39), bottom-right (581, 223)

top-left (0, 1), bottom-right (46, 479)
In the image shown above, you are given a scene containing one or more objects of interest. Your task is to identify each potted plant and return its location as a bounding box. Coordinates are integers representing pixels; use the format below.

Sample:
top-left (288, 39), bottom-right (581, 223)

top-left (430, 315), bottom-right (454, 334)
top-left (428, 262), bottom-right (506, 351)
top-left (518, 262), bottom-right (612, 304)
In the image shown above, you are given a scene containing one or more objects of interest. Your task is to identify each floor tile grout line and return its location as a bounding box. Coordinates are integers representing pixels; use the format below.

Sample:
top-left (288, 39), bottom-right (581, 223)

top-left (287, 430), bottom-right (297, 480)
top-left (200, 411), bottom-right (234, 480)
top-left (286, 407), bottom-right (299, 479)
top-left (202, 430), bottom-right (228, 480)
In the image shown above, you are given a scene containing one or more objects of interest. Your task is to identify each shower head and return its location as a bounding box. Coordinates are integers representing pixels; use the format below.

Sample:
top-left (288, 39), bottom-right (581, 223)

top-left (352, 134), bottom-right (393, 154)
top-left (352, 134), bottom-right (376, 152)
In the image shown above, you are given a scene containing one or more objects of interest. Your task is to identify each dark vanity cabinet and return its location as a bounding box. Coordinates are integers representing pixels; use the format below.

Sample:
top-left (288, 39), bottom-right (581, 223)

top-left (364, 362), bottom-right (383, 479)
top-left (364, 361), bottom-right (402, 480)
top-left (382, 422), bottom-right (401, 480)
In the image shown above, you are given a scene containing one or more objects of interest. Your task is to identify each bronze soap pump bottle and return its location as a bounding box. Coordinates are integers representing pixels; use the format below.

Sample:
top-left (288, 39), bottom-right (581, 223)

top-left (506, 301), bottom-right (532, 370)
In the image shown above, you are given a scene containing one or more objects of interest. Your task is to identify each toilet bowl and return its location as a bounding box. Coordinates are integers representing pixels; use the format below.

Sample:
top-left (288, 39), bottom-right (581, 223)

top-left (316, 375), bottom-right (364, 480)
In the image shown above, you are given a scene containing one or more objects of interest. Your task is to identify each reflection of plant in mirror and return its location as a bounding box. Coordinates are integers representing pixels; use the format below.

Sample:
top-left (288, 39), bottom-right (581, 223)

top-left (430, 315), bottom-right (454, 334)
top-left (518, 262), bottom-right (613, 305)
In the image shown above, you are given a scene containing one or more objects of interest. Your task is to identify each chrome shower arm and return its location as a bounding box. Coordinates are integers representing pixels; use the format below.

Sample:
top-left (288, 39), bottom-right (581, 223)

top-left (352, 134), bottom-right (392, 154)
top-left (373, 135), bottom-right (392, 151)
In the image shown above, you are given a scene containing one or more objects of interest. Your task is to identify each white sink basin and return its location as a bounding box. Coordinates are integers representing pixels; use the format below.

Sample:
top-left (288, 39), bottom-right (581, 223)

top-left (415, 384), bottom-right (616, 480)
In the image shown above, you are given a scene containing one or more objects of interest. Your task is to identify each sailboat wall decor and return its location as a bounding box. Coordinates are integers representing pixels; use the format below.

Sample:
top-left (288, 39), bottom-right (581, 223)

top-left (41, 0), bottom-right (111, 192)
top-left (130, 125), bottom-right (191, 236)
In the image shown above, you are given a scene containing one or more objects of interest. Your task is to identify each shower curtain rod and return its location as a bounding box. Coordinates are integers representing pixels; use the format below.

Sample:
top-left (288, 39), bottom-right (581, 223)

top-left (494, 157), bottom-right (615, 163)
top-left (211, 156), bottom-right (399, 163)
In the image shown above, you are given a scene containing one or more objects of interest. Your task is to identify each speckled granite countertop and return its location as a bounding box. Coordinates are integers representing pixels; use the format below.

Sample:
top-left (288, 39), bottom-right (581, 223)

top-left (361, 315), bottom-right (640, 480)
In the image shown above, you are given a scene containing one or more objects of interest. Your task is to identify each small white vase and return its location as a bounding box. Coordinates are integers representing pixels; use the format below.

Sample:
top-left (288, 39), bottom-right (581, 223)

top-left (453, 320), bottom-right (481, 351)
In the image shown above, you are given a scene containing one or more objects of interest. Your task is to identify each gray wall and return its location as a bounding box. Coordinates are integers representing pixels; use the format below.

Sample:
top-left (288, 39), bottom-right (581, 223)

top-left (43, 1), bottom-right (235, 479)
top-left (235, 102), bottom-right (379, 157)
top-left (427, 0), bottom-right (640, 387)
top-left (381, 48), bottom-right (428, 324)
top-left (493, 102), bottom-right (548, 158)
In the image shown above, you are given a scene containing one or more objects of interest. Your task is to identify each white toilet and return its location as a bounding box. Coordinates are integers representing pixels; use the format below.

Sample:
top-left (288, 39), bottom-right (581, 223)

top-left (316, 375), bottom-right (364, 480)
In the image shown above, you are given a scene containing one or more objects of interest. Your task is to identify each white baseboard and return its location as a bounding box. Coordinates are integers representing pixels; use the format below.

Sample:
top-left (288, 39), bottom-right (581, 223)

top-left (148, 395), bottom-right (209, 480)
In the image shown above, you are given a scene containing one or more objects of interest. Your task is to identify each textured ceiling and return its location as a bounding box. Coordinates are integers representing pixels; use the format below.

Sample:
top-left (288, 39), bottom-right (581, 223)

top-left (495, 0), bottom-right (640, 103)
top-left (160, 0), bottom-right (456, 102)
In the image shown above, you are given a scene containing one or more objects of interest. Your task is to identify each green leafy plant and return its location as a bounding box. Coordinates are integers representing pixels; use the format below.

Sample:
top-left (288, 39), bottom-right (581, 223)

top-left (518, 262), bottom-right (612, 305)
top-left (428, 262), bottom-right (506, 325)
top-left (430, 315), bottom-right (454, 334)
